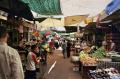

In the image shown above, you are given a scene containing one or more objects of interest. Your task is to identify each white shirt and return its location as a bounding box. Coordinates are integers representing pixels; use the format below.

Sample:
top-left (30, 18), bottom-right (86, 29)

top-left (26, 52), bottom-right (37, 71)
top-left (0, 42), bottom-right (24, 79)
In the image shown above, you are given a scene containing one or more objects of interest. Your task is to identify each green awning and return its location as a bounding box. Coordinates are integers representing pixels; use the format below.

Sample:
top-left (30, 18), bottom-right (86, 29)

top-left (21, 0), bottom-right (62, 15)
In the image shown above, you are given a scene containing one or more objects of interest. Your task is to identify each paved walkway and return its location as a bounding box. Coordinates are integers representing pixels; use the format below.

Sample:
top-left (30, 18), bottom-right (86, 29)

top-left (37, 50), bottom-right (81, 79)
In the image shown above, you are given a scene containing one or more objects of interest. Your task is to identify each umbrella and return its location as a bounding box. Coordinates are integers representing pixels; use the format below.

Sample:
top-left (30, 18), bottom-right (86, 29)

top-left (40, 31), bottom-right (46, 35)
top-left (45, 31), bottom-right (51, 36)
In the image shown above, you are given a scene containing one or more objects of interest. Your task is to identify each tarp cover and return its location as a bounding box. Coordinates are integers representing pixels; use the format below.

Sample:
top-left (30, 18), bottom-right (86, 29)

top-left (65, 15), bottom-right (88, 26)
top-left (0, 0), bottom-right (34, 20)
top-left (21, 0), bottom-right (62, 15)
top-left (105, 0), bottom-right (120, 15)
top-left (36, 18), bottom-right (64, 27)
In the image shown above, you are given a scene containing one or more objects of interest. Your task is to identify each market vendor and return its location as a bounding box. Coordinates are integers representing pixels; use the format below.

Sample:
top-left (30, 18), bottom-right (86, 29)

top-left (102, 39), bottom-right (107, 51)
top-left (109, 40), bottom-right (116, 51)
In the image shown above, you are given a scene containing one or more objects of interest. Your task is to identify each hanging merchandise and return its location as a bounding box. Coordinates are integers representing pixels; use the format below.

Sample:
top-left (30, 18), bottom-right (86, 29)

top-left (32, 31), bottom-right (39, 37)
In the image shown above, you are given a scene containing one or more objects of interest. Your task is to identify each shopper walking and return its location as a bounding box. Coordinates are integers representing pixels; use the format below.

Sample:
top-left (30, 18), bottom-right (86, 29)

top-left (25, 45), bottom-right (40, 79)
top-left (67, 40), bottom-right (71, 58)
top-left (0, 26), bottom-right (24, 79)
top-left (62, 40), bottom-right (67, 58)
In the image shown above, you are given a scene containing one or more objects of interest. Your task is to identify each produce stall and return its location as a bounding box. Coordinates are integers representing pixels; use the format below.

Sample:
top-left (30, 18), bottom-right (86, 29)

top-left (79, 46), bottom-right (120, 79)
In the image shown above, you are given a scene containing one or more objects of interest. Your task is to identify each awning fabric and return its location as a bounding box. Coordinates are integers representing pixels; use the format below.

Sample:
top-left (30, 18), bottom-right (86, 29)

top-left (105, 0), bottom-right (120, 15)
top-left (21, 0), bottom-right (62, 15)
top-left (64, 15), bottom-right (88, 26)
top-left (0, 0), bottom-right (33, 20)
top-left (97, 0), bottom-right (120, 21)
top-left (0, 0), bottom-right (10, 10)
top-left (36, 18), bottom-right (64, 27)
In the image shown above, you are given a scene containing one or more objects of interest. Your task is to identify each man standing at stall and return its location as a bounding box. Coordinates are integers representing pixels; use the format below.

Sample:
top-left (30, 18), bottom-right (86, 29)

top-left (0, 26), bottom-right (24, 79)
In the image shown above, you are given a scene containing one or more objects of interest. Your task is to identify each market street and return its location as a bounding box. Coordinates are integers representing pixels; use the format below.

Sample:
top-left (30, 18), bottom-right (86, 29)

top-left (43, 50), bottom-right (81, 79)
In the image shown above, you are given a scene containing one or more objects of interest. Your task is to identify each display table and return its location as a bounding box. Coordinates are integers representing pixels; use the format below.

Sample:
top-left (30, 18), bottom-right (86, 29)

top-left (97, 59), bottom-right (120, 70)
top-left (81, 64), bottom-right (97, 79)
top-left (80, 58), bottom-right (120, 79)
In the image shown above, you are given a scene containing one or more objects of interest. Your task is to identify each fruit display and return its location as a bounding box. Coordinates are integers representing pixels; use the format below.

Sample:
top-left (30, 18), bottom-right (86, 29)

top-left (88, 68), bottom-right (120, 79)
top-left (92, 47), bottom-right (106, 59)
top-left (79, 51), bottom-right (97, 65)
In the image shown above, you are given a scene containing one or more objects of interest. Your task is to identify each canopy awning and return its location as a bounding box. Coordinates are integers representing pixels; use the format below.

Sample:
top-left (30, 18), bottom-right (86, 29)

top-left (64, 15), bottom-right (88, 26)
top-left (105, 0), bottom-right (120, 15)
top-left (98, 0), bottom-right (120, 21)
top-left (36, 18), bottom-right (64, 27)
top-left (21, 0), bottom-right (62, 15)
top-left (102, 9), bottom-right (120, 21)
top-left (0, 0), bottom-right (33, 20)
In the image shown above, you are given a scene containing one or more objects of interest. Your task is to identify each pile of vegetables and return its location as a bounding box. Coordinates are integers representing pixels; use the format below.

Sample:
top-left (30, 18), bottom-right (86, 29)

top-left (92, 47), bottom-right (106, 59)
top-left (79, 51), bottom-right (97, 65)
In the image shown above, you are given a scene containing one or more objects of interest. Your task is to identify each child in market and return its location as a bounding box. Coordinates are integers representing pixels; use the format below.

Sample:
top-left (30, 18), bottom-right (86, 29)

top-left (25, 45), bottom-right (40, 79)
